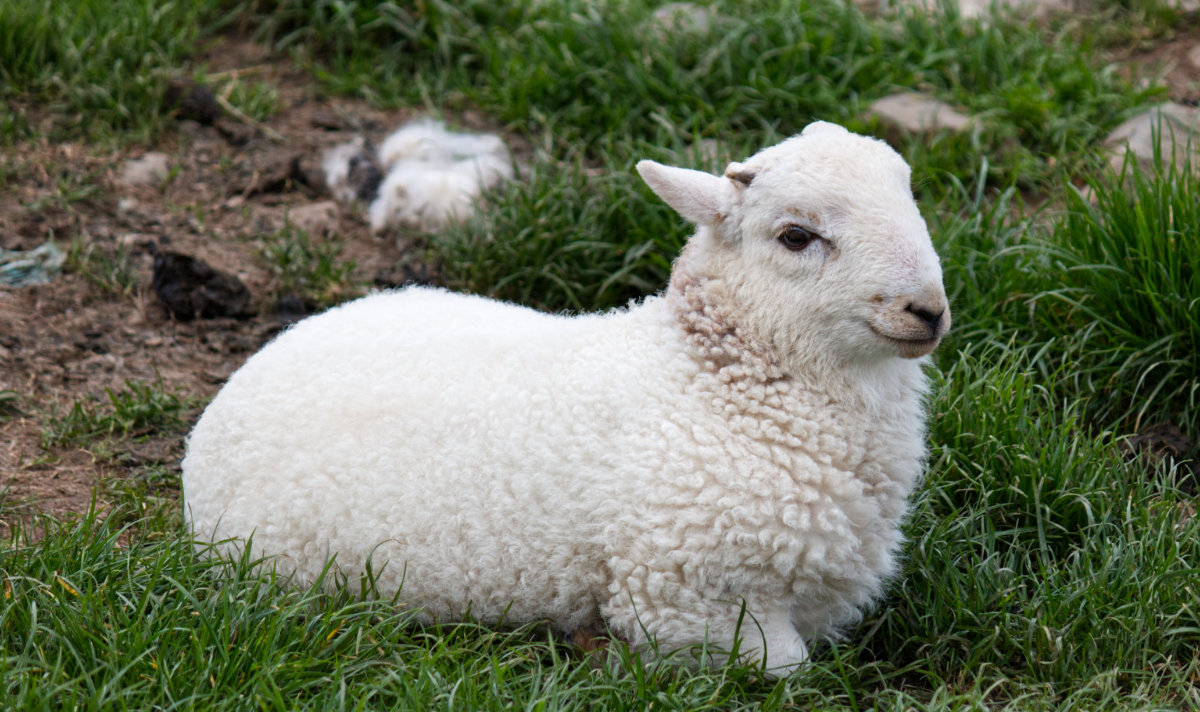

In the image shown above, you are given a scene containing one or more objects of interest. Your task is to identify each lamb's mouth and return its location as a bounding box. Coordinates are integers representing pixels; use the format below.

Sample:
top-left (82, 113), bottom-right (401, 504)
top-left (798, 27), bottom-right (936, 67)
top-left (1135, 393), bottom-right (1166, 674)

top-left (869, 326), bottom-right (942, 358)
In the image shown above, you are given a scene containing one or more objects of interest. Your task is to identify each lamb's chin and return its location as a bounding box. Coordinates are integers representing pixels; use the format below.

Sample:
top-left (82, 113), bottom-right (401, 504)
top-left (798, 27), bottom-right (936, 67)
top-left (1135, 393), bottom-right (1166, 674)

top-left (868, 327), bottom-right (941, 359)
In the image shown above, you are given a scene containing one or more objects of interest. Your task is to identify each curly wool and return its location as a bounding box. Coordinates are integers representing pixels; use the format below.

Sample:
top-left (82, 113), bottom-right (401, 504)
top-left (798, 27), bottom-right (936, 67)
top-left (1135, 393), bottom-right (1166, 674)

top-left (183, 121), bottom-right (947, 675)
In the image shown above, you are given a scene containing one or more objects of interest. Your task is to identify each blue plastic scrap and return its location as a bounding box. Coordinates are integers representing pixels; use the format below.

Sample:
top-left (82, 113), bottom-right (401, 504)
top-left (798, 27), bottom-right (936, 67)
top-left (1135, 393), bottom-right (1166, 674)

top-left (0, 242), bottom-right (66, 287)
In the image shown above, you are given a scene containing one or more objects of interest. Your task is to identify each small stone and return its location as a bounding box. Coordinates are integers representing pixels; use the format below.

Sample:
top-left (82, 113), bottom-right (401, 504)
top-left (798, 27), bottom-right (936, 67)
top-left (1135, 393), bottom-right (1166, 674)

top-left (118, 152), bottom-right (170, 187)
top-left (287, 201), bottom-right (340, 236)
top-left (1187, 43), bottom-right (1200, 71)
top-left (956, 0), bottom-right (1069, 19)
top-left (117, 232), bottom-right (156, 250)
top-left (225, 148), bottom-right (305, 197)
top-left (647, 2), bottom-right (714, 36)
top-left (1104, 103), bottom-right (1200, 174)
top-left (867, 92), bottom-right (974, 138)
top-left (310, 109), bottom-right (347, 131)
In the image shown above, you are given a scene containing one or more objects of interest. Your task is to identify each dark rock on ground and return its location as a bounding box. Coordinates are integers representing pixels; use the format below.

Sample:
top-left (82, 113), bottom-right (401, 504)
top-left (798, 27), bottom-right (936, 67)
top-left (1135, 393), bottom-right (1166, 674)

top-left (152, 250), bottom-right (254, 321)
top-left (165, 79), bottom-right (223, 125)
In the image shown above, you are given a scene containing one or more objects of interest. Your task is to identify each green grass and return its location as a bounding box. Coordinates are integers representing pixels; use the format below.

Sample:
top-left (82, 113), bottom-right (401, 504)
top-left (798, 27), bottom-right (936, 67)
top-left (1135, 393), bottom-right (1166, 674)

top-left (64, 240), bottom-right (140, 298)
top-left (1023, 158), bottom-right (1200, 429)
top-left (0, 390), bottom-right (21, 420)
top-left (434, 152), bottom-right (687, 311)
top-left (4, 349), bottom-right (1196, 709)
top-left (40, 380), bottom-right (192, 452)
top-left (902, 343), bottom-right (1199, 685)
top-left (254, 0), bottom-right (1157, 191)
top-left (0, 0), bottom-right (236, 142)
top-left (260, 225), bottom-right (360, 311)
top-left (3, 0), bottom-right (1200, 708)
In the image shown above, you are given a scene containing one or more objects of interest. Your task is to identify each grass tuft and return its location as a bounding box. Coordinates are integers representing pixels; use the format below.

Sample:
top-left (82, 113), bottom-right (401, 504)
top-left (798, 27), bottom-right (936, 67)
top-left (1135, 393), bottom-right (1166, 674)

top-left (41, 380), bottom-right (191, 452)
top-left (261, 225), bottom-right (360, 310)
top-left (0, 0), bottom-right (232, 142)
top-left (1015, 154), bottom-right (1199, 428)
top-left (65, 240), bottom-right (140, 298)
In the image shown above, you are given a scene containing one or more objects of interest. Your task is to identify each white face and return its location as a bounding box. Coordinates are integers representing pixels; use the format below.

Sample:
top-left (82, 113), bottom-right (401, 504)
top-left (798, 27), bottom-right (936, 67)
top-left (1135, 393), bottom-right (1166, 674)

top-left (723, 124), bottom-right (950, 365)
top-left (638, 122), bottom-right (950, 369)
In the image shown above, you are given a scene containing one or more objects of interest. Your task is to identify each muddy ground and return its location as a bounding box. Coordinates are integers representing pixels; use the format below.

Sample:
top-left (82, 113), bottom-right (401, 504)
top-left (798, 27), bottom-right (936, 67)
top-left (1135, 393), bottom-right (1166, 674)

top-left (1, 31), bottom-right (1198, 536)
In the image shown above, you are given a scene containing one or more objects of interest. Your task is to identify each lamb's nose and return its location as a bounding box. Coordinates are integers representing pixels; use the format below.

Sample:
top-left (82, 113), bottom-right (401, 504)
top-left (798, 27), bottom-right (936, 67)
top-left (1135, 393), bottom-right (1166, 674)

top-left (905, 303), bottom-right (945, 333)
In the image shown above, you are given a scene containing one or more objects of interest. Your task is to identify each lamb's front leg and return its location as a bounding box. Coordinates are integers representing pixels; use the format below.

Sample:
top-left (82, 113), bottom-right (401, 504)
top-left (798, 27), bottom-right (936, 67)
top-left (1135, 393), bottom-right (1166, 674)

top-left (736, 605), bottom-right (809, 676)
top-left (604, 584), bottom-right (809, 676)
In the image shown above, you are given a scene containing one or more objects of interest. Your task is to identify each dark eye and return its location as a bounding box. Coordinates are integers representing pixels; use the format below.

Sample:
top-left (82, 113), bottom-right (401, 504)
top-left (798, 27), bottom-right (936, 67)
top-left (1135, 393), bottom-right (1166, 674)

top-left (778, 226), bottom-right (819, 251)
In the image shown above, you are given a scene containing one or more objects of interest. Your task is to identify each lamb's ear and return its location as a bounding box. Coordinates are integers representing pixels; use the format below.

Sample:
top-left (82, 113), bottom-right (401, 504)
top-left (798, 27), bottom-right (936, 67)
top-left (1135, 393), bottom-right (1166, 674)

top-left (637, 160), bottom-right (735, 226)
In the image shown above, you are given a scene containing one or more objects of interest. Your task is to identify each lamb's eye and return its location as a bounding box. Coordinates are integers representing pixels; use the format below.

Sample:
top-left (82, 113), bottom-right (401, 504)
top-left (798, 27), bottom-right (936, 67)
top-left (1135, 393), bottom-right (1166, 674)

top-left (778, 226), bottom-right (819, 252)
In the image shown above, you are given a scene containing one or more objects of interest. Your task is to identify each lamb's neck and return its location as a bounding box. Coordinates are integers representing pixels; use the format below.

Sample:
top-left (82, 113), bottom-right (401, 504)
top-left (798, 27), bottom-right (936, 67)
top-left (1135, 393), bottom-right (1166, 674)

top-left (664, 261), bottom-right (926, 417)
top-left (665, 264), bottom-right (930, 497)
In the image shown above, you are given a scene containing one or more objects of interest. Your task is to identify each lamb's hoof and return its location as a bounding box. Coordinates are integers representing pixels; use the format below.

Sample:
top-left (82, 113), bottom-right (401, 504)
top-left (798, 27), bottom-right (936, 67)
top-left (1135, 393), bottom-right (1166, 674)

top-left (571, 627), bottom-right (608, 653)
top-left (568, 626), bottom-right (624, 669)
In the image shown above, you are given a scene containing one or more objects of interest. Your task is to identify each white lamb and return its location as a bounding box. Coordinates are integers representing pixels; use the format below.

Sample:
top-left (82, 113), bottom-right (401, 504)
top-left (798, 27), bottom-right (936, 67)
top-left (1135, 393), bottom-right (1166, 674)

top-left (368, 119), bottom-right (513, 232)
top-left (182, 121), bottom-right (950, 675)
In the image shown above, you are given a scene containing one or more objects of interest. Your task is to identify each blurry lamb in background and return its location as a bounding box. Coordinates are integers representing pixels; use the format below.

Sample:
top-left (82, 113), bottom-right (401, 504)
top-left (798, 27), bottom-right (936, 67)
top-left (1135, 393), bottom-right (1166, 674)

top-left (322, 119), bottom-right (514, 233)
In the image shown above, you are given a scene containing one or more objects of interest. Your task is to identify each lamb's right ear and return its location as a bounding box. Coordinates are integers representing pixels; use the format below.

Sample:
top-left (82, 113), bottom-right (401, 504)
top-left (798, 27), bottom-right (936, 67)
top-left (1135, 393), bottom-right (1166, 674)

top-left (637, 160), bottom-right (736, 226)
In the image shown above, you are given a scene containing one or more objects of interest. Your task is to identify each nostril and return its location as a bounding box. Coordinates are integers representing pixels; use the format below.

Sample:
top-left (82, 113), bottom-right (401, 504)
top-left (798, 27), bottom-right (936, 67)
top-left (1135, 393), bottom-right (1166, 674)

top-left (905, 303), bottom-right (944, 332)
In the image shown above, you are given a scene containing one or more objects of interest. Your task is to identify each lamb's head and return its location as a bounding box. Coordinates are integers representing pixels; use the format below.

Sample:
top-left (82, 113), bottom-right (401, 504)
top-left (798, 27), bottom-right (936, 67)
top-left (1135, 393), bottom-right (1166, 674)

top-left (639, 121), bottom-right (950, 375)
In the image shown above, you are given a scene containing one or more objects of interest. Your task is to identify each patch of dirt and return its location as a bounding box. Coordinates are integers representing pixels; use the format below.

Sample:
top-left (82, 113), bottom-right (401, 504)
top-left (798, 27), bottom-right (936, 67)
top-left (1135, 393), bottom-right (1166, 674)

top-left (0, 37), bottom-right (511, 535)
top-left (1109, 15), bottom-right (1200, 104)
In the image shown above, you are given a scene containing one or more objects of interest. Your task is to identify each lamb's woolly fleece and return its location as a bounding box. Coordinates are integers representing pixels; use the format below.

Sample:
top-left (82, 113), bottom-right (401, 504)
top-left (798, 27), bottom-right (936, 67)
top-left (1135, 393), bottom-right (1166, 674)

top-left (183, 121), bottom-right (950, 676)
top-left (321, 119), bottom-right (513, 232)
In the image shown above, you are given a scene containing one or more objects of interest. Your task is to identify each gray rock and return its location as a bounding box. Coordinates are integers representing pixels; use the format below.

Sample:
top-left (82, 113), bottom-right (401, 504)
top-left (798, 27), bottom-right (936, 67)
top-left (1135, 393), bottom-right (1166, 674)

top-left (287, 201), bottom-right (341, 237)
top-left (885, 0), bottom-right (1192, 19)
top-left (876, 0), bottom-right (1071, 20)
top-left (647, 2), bottom-right (714, 36)
top-left (118, 152), bottom-right (170, 187)
top-left (867, 92), bottom-right (974, 138)
top-left (1187, 42), bottom-right (1200, 71)
top-left (1104, 103), bottom-right (1200, 174)
top-left (957, 0), bottom-right (1069, 19)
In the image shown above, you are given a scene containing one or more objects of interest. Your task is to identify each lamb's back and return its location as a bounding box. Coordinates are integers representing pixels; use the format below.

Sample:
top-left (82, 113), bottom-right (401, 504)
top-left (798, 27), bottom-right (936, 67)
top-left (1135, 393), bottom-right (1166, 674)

top-left (182, 287), bottom-right (688, 626)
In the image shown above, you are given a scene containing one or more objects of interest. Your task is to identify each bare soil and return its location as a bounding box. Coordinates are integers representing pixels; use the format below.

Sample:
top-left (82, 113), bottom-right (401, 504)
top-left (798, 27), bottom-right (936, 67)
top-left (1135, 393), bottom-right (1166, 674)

top-left (2, 27), bottom-right (1198, 536)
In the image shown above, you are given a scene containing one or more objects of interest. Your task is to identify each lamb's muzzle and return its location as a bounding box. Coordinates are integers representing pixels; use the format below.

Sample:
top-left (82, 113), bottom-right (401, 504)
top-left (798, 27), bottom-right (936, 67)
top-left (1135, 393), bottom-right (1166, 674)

top-left (869, 284), bottom-right (950, 359)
